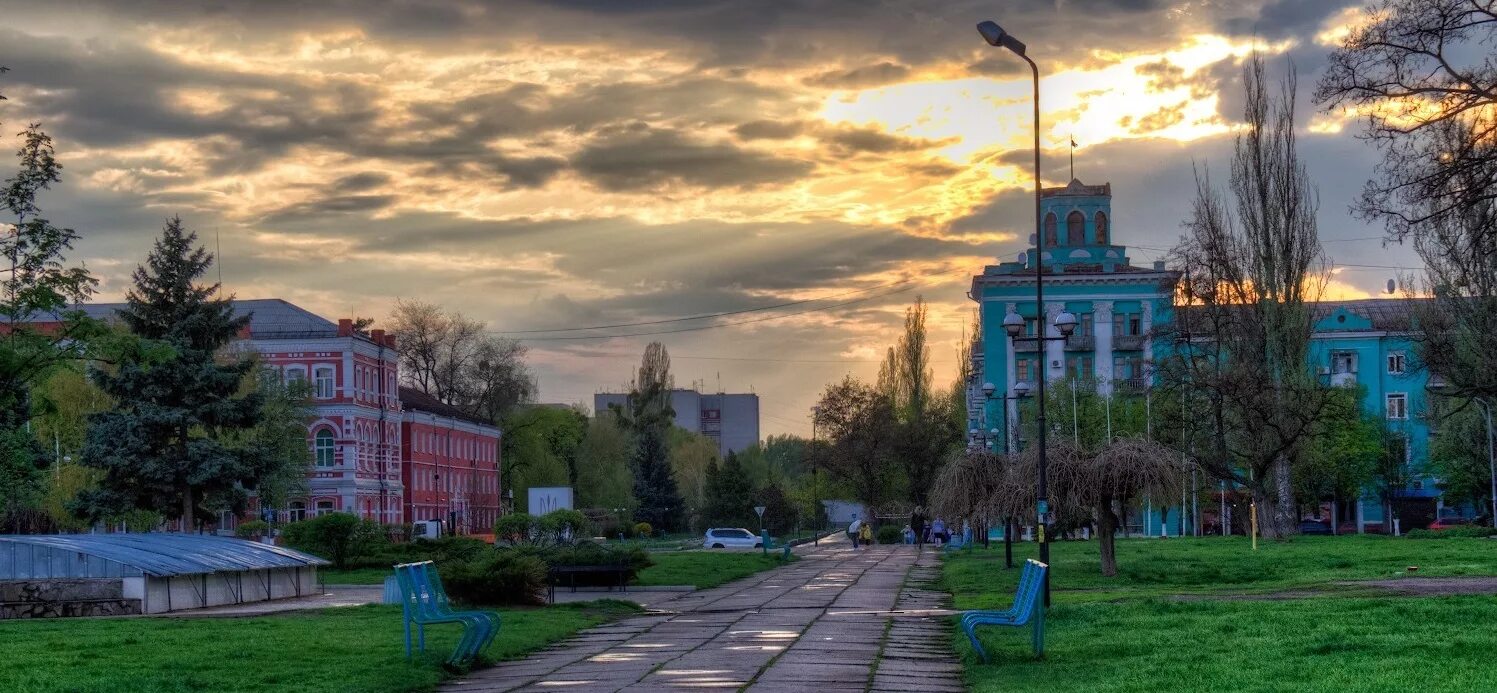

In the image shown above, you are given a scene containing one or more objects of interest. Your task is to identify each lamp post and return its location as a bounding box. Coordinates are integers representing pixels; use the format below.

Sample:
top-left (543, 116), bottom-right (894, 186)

top-left (811, 405), bottom-right (823, 546)
top-left (987, 381), bottom-right (1031, 567)
top-left (979, 18), bottom-right (1066, 607)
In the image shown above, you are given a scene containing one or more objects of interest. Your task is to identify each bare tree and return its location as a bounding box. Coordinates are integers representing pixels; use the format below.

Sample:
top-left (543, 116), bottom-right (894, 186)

top-left (1158, 54), bottom-right (1331, 538)
top-left (1318, 0), bottom-right (1497, 400)
top-left (387, 299), bottom-right (534, 421)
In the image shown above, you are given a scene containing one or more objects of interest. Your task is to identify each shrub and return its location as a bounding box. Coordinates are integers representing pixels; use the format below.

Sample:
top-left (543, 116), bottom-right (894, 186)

top-left (633, 522), bottom-right (653, 538)
top-left (540, 509), bottom-right (591, 543)
top-left (494, 513), bottom-right (537, 546)
top-left (234, 520), bottom-right (269, 538)
top-left (875, 524), bottom-right (903, 545)
top-left (509, 542), bottom-right (653, 586)
top-left (280, 513), bottom-right (387, 569)
top-left (442, 552), bottom-right (549, 606)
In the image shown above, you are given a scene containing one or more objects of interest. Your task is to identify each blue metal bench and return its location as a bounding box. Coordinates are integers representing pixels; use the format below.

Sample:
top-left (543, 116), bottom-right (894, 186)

top-left (961, 559), bottom-right (1047, 662)
top-left (394, 561), bottom-right (500, 665)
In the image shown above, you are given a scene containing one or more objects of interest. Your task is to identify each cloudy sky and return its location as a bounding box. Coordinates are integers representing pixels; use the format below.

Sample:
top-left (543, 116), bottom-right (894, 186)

top-left (0, 0), bottom-right (1420, 435)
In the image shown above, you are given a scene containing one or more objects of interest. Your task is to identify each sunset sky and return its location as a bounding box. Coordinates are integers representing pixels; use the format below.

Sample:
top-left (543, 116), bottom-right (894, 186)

top-left (0, 1), bottom-right (1422, 436)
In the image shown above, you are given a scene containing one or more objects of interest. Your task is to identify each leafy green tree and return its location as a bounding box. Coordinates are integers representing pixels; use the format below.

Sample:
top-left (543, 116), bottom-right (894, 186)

top-left (227, 368), bottom-right (313, 524)
top-left (754, 479), bottom-right (797, 535)
top-left (1295, 388), bottom-right (1381, 515)
top-left (1429, 398), bottom-right (1493, 519)
top-left (813, 377), bottom-right (902, 512)
top-left (502, 405), bottom-right (585, 511)
top-left (76, 218), bottom-right (264, 530)
top-left (669, 428), bottom-right (719, 529)
top-left (574, 415), bottom-right (634, 511)
top-left (703, 452), bottom-right (755, 528)
top-left (0, 73), bottom-right (99, 522)
top-left (280, 513), bottom-right (384, 569)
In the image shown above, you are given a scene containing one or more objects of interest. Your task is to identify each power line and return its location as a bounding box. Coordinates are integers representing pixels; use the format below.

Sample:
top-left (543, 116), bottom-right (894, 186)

top-left (495, 277), bottom-right (912, 334)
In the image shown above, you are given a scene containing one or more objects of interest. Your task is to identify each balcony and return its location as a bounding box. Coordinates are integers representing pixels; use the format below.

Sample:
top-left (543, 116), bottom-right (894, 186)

top-left (1330, 371), bottom-right (1358, 387)
top-left (1114, 377), bottom-right (1148, 393)
top-left (1064, 334), bottom-right (1094, 351)
top-left (1012, 340), bottom-right (1040, 353)
top-left (1113, 334), bottom-right (1145, 351)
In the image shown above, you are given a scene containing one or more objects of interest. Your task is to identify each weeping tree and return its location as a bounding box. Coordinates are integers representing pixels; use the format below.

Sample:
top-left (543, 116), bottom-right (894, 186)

top-left (930, 449), bottom-right (1007, 530)
top-left (1085, 439), bottom-right (1188, 576)
top-left (991, 438), bottom-right (1188, 577)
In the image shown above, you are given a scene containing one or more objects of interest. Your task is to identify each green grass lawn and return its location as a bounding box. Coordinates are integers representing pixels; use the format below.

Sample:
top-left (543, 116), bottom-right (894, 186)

top-left (946, 536), bottom-right (1497, 692)
top-left (945, 535), bottom-right (1497, 606)
top-left (3, 600), bottom-right (639, 693)
top-left (635, 551), bottom-right (792, 588)
top-left (320, 566), bottom-right (396, 585)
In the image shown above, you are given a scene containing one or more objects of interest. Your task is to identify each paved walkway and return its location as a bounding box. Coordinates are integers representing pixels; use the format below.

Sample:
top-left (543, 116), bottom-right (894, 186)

top-left (442, 538), bottom-right (963, 692)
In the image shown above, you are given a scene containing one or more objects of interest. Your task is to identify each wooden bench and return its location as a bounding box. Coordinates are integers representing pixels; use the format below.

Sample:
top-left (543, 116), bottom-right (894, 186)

top-left (547, 564), bottom-right (630, 603)
top-left (960, 559), bottom-right (1047, 662)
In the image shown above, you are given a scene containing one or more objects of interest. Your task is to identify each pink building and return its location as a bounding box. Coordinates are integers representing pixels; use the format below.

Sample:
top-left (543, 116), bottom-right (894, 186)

top-left (63, 299), bottom-right (500, 530)
top-left (400, 387), bottom-right (503, 534)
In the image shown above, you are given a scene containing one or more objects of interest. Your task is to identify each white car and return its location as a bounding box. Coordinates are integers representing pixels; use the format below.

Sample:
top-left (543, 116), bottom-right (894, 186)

top-left (703, 527), bottom-right (762, 549)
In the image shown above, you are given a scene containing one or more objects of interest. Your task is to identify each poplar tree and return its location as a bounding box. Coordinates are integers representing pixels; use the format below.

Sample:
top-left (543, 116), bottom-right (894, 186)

top-left (76, 217), bottom-right (264, 530)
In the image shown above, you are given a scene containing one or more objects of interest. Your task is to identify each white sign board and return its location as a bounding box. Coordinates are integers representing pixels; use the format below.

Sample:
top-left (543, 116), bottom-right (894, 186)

top-left (528, 486), bottom-right (574, 514)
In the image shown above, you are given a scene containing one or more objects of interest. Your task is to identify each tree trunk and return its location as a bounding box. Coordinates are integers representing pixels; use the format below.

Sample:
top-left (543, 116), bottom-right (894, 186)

top-left (1271, 453), bottom-right (1297, 537)
top-left (1097, 498), bottom-right (1118, 577)
top-left (182, 486), bottom-right (194, 534)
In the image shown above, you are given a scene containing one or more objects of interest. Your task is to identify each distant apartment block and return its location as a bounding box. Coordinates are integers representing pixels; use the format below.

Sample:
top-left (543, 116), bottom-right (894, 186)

top-left (594, 389), bottom-right (760, 457)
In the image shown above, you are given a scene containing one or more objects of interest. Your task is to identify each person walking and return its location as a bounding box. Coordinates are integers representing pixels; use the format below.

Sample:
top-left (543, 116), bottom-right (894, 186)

top-left (849, 515), bottom-right (863, 549)
top-left (931, 516), bottom-right (947, 546)
top-left (858, 520), bottom-right (873, 549)
top-left (911, 509), bottom-right (926, 548)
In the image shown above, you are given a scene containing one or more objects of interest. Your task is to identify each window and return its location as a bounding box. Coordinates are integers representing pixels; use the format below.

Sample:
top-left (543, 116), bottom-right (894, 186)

top-left (1077, 312), bottom-right (1093, 337)
top-left (316, 500), bottom-right (335, 516)
top-left (1112, 312), bottom-right (1142, 336)
top-left (1331, 352), bottom-right (1357, 374)
top-left (1016, 359), bottom-right (1033, 384)
top-left (315, 429), bottom-right (336, 467)
top-left (1386, 393), bottom-right (1408, 420)
top-left (1114, 356), bottom-right (1145, 381)
top-left (1067, 355), bottom-right (1093, 381)
top-left (1387, 352), bottom-right (1406, 375)
top-left (314, 366), bottom-right (335, 399)
top-left (288, 501), bottom-right (306, 523)
top-left (285, 366), bottom-right (307, 386)
top-left (1043, 213), bottom-right (1058, 246)
top-left (1066, 210), bottom-right (1085, 245)
top-left (1094, 211), bottom-right (1109, 245)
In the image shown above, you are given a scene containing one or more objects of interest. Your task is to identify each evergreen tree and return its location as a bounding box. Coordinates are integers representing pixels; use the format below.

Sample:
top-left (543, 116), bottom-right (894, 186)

top-left (76, 217), bottom-right (264, 530)
top-left (631, 424), bottom-right (683, 531)
top-left (703, 451), bottom-right (754, 528)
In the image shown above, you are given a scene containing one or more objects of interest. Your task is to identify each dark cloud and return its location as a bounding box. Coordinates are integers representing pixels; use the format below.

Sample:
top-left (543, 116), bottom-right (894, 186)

top-left (1123, 101), bottom-right (1188, 134)
top-left (820, 125), bottom-right (944, 156)
top-left (803, 62), bottom-right (911, 89)
top-left (733, 120), bottom-right (807, 140)
top-left (572, 126), bottom-right (813, 192)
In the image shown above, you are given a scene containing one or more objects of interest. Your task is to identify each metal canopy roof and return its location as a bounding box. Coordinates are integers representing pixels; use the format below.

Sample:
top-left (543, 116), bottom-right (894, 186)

top-left (0, 533), bottom-right (329, 578)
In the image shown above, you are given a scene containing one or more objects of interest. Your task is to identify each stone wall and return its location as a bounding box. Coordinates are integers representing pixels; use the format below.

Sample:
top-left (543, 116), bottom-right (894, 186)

top-left (0, 579), bottom-right (141, 619)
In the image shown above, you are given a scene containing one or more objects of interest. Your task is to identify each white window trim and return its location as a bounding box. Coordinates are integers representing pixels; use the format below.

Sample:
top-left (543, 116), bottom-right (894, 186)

top-left (1386, 392), bottom-right (1409, 420)
top-left (312, 363), bottom-right (337, 399)
top-left (1387, 351), bottom-right (1407, 375)
top-left (285, 365), bottom-right (308, 385)
top-left (314, 429), bottom-right (337, 467)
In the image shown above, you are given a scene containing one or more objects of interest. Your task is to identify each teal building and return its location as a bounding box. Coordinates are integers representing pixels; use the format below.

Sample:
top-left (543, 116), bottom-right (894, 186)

top-left (967, 179), bottom-right (1454, 534)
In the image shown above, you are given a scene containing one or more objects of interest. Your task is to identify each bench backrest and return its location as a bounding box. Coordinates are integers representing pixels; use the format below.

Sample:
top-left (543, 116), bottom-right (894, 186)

top-left (394, 561), bottom-right (445, 620)
top-left (1011, 560), bottom-right (1047, 622)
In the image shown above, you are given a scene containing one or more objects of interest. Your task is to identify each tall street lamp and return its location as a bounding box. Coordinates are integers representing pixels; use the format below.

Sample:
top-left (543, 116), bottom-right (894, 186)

top-left (811, 405), bottom-right (823, 546)
top-left (978, 19), bottom-right (1066, 607)
top-left (986, 381), bottom-right (1031, 567)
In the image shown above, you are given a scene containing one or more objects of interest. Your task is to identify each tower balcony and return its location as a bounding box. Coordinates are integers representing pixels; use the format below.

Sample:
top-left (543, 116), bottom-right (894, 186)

top-left (1113, 334), bottom-right (1145, 351)
top-left (1064, 334), bottom-right (1094, 351)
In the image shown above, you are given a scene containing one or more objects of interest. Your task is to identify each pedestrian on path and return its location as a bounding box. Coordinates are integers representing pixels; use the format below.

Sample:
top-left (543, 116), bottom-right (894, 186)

top-left (849, 515), bottom-right (863, 548)
top-left (931, 517), bottom-right (947, 546)
top-left (858, 521), bottom-right (873, 548)
top-left (911, 508), bottom-right (926, 548)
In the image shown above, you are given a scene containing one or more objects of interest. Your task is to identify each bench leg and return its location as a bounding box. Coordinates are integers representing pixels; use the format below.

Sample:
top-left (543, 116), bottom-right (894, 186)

top-left (1032, 606), bottom-right (1045, 658)
top-left (963, 621), bottom-right (990, 664)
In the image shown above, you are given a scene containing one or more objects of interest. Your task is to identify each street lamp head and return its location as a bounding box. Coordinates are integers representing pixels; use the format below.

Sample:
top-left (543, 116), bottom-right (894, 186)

top-left (976, 20), bottom-right (1027, 56)
top-left (1002, 312), bottom-right (1025, 338)
top-left (969, 428), bottom-right (979, 437)
top-left (1054, 310), bottom-right (1079, 337)
top-left (990, 427), bottom-right (1000, 437)
top-left (1013, 381), bottom-right (1031, 398)
top-left (982, 381), bottom-right (996, 398)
